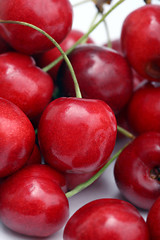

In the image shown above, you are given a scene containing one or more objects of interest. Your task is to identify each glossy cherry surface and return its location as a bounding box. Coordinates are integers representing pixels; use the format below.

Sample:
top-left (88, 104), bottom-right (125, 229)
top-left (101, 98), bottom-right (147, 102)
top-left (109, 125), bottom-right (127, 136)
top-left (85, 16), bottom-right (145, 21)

top-left (0, 171), bottom-right (69, 237)
top-left (121, 4), bottom-right (160, 82)
top-left (147, 196), bottom-right (160, 240)
top-left (14, 164), bottom-right (67, 192)
top-left (127, 83), bottom-right (160, 134)
top-left (63, 198), bottom-right (149, 240)
top-left (114, 132), bottom-right (160, 210)
top-left (57, 44), bottom-right (133, 113)
top-left (0, 97), bottom-right (35, 178)
top-left (0, 52), bottom-right (54, 124)
top-left (0, 0), bottom-right (73, 55)
top-left (36, 29), bottom-right (94, 83)
top-left (38, 97), bottom-right (117, 174)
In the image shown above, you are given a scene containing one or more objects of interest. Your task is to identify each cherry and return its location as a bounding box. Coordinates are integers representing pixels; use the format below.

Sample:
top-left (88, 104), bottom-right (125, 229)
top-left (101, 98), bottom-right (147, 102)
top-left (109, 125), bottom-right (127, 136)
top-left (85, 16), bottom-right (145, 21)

top-left (0, 52), bottom-right (54, 125)
top-left (114, 131), bottom-right (160, 210)
top-left (57, 44), bottom-right (133, 113)
top-left (127, 82), bottom-right (160, 134)
top-left (38, 97), bottom-right (117, 175)
top-left (0, 97), bottom-right (35, 178)
top-left (63, 198), bottom-right (149, 240)
top-left (0, 169), bottom-right (69, 237)
top-left (36, 29), bottom-right (94, 83)
top-left (25, 144), bottom-right (41, 166)
top-left (121, 4), bottom-right (160, 82)
top-left (147, 196), bottom-right (160, 240)
top-left (9, 164), bottom-right (67, 192)
top-left (0, 0), bottom-right (73, 55)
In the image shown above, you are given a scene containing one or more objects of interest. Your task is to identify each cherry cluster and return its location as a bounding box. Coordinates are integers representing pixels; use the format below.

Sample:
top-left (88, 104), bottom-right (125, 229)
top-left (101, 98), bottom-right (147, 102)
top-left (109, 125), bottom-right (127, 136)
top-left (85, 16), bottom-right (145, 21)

top-left (0, 0), bottom-right (159, 239)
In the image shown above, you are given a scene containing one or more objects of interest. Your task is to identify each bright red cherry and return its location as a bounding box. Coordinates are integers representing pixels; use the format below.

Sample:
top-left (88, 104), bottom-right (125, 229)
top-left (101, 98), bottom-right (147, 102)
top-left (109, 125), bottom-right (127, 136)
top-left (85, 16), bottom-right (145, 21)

top-left (57, 45), bottom-right (133, 113)
top-left (147, 196), bottom-right (160, 240)
top-left (0, 97), bottom-right (35, 178)
top-left (63, 198), bottom-right (149, 240)
top-left (38, 97), bottom-right (117, 175)
top-left (36, 29), bottom-right (94, 83)
top-left (121, 4), bottom-right (160, 82)
top-left (10, 164), bottom-right (67, 192)
top-left (0, 170), bottom-right (69, 237)
top-left (0, 52), bottom-right (54, 124)
top-left (127, 82), bottom-right (160, 134)
top-left (0, 0), bottom-right (73, 55)
top-left (114, 132), bottom-right (160, 210)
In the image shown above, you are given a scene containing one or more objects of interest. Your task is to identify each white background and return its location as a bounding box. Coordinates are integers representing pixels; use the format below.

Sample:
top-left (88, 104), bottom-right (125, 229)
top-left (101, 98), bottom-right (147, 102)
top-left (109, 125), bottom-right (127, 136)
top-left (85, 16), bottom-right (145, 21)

top-left (0, 0), bottom-right (160, 239)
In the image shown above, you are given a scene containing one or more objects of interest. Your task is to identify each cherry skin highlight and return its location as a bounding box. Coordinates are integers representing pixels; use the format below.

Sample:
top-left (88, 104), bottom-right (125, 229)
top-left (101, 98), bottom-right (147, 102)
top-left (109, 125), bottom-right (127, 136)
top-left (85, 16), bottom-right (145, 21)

top-left (36, 29), bottom-right (94, 83)
top-left (63, 198), bottom-right (149, 240)
top-left (38, 97), bottom-right (117, 174)
top-left (57, 44), bottom-right (133, 113)
top-left (114, 131), bottom-right (160, 210)
top-left (0, 52), bottom-right (54, 124)
top-left (147, 196), bottom-right (160, 240)
top-left (127, 82), bottom-right (160, 134)
top-left (0, 171), bottom-right (69, 237)
top-left (121, 4), bottom-right (160, 82)
top-left (0, 0), bottom-right (73, 55)
top-left (0, 97), bottom-right (35, 178)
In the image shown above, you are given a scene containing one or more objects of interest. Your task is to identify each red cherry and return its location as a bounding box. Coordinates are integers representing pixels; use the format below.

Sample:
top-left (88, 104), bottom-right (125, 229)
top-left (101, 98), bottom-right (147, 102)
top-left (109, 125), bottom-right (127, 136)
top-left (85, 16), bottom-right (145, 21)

top-left (0, 97), bottom-right (35, 178)
top-left (38, 97), bottom-right (117, 174)
top-left (0, 171), bottom-right (69, 237)
top-left (10, 164), bottom-right (67, 192)
top-left (147, 196), bottom-right (160, 240)
top-left (0, 52), bottom-right (54, 124)
top-left (57, 45), bottom-right (133, 113)
top-left (0, 0), bottom-right (73, 55)
top-left (63, 198), bottom-right (149, 240)
top-left (121, 4), bottom-right (160, 82)
top-left (36, 29), bottom-right (94, 83)
top-left (127, 83), bottom-right (160, 134)
top-left (114, 132), bottom-right (160, 210)
top-left (25, 144), bottom-right (41, 166)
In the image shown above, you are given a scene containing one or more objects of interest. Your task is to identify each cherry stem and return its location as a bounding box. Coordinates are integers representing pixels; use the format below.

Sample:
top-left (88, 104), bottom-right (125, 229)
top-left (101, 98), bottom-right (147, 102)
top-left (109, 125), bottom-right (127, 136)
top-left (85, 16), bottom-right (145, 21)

top-left (81, 11), bottom-right (99, 44)
top-left (73, 0), bottom-right (92, 7)
top-left (42, 0), bottom-right (125, 73)
top-left (0, 20), bottom-right (82, 99)
top-left (102, 14), bottom-right (112, 48)
top-left (117, 125), bottom-right (135, 139)
top-left (66, 144), bottom-right (127, 198)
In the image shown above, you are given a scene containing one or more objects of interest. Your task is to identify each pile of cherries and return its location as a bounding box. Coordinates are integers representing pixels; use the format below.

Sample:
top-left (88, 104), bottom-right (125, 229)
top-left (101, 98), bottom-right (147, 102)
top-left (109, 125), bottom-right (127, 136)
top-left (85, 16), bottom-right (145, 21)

top-left (0, 0), bottom-right (159, 239)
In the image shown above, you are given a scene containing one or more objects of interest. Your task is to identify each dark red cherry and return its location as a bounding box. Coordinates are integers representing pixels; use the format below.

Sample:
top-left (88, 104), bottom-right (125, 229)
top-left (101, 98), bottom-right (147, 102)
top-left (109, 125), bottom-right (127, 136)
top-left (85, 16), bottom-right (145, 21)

top-left (25, 144), bottom-right (41, 166)
top-left (114, 131), bottom-right (160, 210)
top-left (147, 196), bottom-right (160, 240)
top-left (127, 82), bottom-right (160, 134)
top-left (64, 198), bottom-right (149, 240)
top-left (0, 171), bottom-right (69, 237)
top-left (0, 0), bottom-right (73, 55)
top-left (0, 97), bottom-right (35, 178)
top-left (0, 52), bottom-right (54, 124)
top-left (0, 35), bottom-right (12, 53)
top-left (36, 29), bottom-right (94, 83)
top-left (57, 45), bottom-right (133, 113)
top-left (121, 4), bottom-right (160, 82)
top-left (38, 97), bottom-right (117, 174)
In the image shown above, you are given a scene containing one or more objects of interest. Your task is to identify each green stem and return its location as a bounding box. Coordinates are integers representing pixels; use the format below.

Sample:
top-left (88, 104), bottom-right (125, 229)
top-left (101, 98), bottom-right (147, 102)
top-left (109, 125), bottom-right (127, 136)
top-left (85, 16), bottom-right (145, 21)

top-left (81, 11), bottom-right (99, 44)
top-left (117, 125), bottom-right (135, 139)
top-left (102, 14), bottom-right (112, 48)
top-left (0, 20), bottom-right (82, 99)
top-left (73, 0), bottom-right (91, 7)
top-left (66, 145), bottom-right (126, 198)
top-left (42, 0), bottom-right (125, 73)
